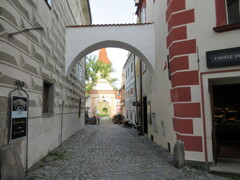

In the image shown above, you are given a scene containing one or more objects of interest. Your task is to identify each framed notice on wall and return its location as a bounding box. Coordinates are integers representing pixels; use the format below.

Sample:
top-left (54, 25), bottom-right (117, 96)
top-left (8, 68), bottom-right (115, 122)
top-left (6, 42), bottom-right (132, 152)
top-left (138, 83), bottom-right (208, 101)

top-left (206, 47), bottom-right (240, 68)
top-left (10, 96), bottom-right (28, 140)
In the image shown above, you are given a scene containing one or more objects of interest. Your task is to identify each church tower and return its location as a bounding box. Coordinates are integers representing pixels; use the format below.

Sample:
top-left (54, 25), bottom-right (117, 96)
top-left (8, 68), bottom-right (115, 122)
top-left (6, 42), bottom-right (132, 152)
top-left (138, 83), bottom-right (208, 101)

top-left (98, 48), bottom-right (112, 64)
top-left (86, 48), bottom-right (120, 118)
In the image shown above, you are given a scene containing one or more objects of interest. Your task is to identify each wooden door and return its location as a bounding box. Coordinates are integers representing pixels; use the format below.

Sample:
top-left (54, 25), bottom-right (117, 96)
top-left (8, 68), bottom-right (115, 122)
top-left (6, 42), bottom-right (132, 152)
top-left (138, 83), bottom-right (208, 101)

top-left (210, 85), bottom-right (218, 165)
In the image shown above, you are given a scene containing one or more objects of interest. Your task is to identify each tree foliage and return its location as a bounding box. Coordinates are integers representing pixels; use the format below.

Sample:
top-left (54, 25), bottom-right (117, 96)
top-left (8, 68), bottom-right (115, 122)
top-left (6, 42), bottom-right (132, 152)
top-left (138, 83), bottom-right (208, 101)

top-left (85, 55), bottom-right (118, 97)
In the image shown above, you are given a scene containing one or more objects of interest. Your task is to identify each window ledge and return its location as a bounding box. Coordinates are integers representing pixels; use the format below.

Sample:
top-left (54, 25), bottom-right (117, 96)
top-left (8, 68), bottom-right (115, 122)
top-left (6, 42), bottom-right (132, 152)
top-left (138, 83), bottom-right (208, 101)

top-left (42, 113), bottom-right (54, 118)
top-left (213, 23), bottom-right (240, 33)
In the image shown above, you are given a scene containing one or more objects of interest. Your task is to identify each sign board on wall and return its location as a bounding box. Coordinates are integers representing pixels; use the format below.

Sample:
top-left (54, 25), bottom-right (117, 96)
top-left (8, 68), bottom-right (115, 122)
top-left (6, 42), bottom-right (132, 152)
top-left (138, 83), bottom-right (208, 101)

top-left (206, 47), bottom-right (240, 68)
top-left (10, 96), bottom-right (28, 140)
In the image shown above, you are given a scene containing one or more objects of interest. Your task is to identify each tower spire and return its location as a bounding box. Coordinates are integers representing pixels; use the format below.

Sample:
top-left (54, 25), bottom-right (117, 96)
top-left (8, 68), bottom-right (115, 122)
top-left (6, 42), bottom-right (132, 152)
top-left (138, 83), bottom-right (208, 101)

top-left (98, 48), bottom-right (112, 64)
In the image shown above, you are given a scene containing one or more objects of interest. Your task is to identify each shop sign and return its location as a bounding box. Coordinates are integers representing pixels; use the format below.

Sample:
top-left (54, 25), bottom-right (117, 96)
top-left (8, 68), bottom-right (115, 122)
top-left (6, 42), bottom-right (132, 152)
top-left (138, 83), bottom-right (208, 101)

top-left (10, 96), bottom-right (28, 140)
top-left (206, 47), bottom-right (240, 68)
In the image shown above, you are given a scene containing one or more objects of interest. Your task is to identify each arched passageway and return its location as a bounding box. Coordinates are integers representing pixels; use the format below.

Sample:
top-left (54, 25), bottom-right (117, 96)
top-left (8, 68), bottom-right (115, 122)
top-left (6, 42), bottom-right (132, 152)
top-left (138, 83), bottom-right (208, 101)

top-left (65, 23), bottom-right (155, 74)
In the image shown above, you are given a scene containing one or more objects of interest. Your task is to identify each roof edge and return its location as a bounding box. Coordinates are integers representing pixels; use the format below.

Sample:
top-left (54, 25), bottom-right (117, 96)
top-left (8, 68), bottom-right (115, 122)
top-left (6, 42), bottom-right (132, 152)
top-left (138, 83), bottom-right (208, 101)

top-left (66, 22), bottom-right (154, 28)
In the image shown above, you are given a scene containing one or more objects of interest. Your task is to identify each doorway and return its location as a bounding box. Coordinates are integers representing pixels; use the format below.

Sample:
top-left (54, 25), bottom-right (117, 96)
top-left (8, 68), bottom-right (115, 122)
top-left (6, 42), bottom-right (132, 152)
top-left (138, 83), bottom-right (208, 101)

top-left (211, 83), bottom-right (240, 160)
top-left (143, 96), bottom-right (148, 134)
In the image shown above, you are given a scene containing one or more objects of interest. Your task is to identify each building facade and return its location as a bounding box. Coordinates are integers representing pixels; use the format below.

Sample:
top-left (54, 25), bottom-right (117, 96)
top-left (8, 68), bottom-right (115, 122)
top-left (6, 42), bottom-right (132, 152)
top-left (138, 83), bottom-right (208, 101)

top-left (123, 53), bottom-right (137, 125)
top-left (0, 0), bottom-right (91, 169)
top-left (120, 71), bottom-right (126, 118)
top-left (133, 0), bottom-right (240, 166)
top-left (85, 48), bottom-right (120, 117)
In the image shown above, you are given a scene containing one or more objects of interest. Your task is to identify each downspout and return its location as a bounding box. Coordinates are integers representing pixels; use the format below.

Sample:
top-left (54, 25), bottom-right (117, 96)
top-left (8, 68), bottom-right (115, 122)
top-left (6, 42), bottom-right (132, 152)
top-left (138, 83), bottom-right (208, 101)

top-left (133, 55), bottom-right (138, 125)
top-left (139, 59), bottom-right (143, 135)
top-left (61, 100), bottom-right (64, 147)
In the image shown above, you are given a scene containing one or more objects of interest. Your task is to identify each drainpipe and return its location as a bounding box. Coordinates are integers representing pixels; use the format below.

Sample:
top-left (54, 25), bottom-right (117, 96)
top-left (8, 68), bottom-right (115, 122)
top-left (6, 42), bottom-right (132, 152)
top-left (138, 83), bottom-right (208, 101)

top-left (139, 59), bottom-right (143, 135)
top-left (133, 55), bottom-right (137, 124)
top-left (61, 100), bottom-right (64, 147)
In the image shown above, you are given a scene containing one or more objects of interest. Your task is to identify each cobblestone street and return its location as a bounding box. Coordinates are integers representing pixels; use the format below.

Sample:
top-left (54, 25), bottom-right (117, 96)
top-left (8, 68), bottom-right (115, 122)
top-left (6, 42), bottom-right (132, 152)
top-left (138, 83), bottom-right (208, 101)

top-left (27, 117), bottom-right (236, 180)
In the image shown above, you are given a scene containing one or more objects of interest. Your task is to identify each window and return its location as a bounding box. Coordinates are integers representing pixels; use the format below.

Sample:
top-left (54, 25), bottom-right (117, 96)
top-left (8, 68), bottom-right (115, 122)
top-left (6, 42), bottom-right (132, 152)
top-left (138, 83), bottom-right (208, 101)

top-left (45, 0), bottom-right (51, 7)
top-left (214, 0), bottom-right (240, 32)
top-left (226, 0), bottom-right (240, 24)
top-left (142, 62), bottom-right (147, 74)
top-left (76, 64), bottom-right (82, 81)
top-left (131, 87), bottom-right (134, 97)
top-left (131, 62), bottom-right (133, 73)
top-left (141, 2), bottom-right (146, 23)
top-left (43, 81), bottom-right (54, 113)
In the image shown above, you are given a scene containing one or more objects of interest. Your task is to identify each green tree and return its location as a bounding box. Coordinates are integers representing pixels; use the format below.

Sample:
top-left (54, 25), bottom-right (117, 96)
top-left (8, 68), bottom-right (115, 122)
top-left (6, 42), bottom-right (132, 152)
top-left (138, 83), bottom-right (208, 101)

top-left (85, 55), bottom-right (118, 97)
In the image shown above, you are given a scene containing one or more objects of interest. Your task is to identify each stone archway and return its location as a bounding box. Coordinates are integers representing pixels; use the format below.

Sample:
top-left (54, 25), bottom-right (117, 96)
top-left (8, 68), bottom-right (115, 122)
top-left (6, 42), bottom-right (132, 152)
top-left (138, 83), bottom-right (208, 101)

top-left (65, 23), bottom-right (155, 75)
top-left (97, 101), bottom-right (110, 116)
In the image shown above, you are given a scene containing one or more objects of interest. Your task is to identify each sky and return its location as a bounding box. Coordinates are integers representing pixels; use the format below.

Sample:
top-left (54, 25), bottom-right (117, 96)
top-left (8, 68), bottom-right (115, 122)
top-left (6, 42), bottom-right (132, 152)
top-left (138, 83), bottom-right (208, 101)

top-left (88, 0), bottom-right (137, 88)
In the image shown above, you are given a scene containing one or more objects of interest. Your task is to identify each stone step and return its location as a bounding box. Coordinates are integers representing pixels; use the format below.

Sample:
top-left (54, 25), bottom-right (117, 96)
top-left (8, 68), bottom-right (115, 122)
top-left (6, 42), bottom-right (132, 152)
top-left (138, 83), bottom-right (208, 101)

top-left (210, 161), bottom-right (240, 175)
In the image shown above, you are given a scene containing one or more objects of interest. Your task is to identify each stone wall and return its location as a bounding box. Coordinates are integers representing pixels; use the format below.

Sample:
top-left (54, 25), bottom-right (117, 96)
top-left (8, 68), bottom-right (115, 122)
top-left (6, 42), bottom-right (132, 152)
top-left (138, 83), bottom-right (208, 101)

top-left (0, 0), bottom-right (90, 168)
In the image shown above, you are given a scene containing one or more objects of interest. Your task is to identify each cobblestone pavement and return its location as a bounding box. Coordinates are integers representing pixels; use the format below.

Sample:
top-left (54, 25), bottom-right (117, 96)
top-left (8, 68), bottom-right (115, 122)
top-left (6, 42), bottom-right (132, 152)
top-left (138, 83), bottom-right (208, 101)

top-left (27, 117), bottom-right (238, 180)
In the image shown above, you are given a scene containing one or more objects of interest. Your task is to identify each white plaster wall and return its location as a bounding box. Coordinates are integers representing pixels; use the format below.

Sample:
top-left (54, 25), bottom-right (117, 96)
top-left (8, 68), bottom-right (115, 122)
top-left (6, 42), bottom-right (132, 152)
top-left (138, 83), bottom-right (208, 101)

top-left (187, 0), bottom-right (240, 162)
top-left (66, 24), bottom-right (155, 74)
top-left (187, 0), bottom-right (240, 73)
top-left (146, 0), bottom-right (176, 151)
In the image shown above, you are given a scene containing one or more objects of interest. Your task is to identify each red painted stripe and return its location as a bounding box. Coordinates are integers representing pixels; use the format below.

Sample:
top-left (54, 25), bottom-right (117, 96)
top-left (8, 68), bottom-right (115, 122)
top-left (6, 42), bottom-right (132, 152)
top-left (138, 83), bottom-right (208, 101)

top-left (174, 103), bottom-right (201, 118)
top-left (177, 134), bottom-right (203, 152)
top-left (168, 9), bottom-right (195, 32)
top-left (166, 0), bottom-right (186, 22)
top-left (215, 0), bottom-right (227, 26)
top-left (173, 118), bottom-right (193, 134)
top-left (170, 87), bottom-right (191, 102)
top-left (167, 26), bottom-right (187, 48)
top-left (171, 70), bottom-right (199, 87)
top-left (169, 56), bottom-right (189, 74)
top-left (169, 39), bottom-right (196, 59)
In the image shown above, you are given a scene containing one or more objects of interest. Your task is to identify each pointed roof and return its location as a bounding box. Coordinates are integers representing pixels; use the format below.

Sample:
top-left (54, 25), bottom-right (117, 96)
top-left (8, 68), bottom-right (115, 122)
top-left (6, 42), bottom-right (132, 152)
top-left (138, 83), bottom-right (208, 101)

top-left (98, 48), bottom-right (112, 64)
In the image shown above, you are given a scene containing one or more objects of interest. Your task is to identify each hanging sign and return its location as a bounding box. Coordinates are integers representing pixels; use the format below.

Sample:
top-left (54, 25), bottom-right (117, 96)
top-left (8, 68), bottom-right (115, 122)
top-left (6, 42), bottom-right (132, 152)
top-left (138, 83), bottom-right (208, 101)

top-left (10, 96), bottom-right (28, 140)
top-left (206, 47), bottom-right (240, 68)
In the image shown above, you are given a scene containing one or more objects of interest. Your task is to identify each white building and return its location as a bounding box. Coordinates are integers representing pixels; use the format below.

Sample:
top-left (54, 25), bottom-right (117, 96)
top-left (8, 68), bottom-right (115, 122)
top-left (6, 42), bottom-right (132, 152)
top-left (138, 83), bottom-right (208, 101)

top-left (134, 0), bottom-right (240, 169)
top-left (0, 0), bottom-right (91, 169)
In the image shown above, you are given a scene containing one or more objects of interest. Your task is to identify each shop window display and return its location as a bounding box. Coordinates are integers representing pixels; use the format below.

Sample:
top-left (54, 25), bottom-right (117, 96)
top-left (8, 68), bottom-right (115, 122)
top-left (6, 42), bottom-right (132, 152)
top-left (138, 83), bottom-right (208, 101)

top-left (212, 84), bottom-right (240, 158)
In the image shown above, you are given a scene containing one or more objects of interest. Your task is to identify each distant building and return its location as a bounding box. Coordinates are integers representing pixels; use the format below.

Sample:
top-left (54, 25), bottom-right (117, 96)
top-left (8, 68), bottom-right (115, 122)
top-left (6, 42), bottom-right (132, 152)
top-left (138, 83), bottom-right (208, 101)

top-left (0, 0), bottom-right (91, 169)
top-left (119, 71), bottom-right (126, 117)
top-left (86, 48), bottom-right (120, 117)
top-left (123, 53), bottom-right (137, 125)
